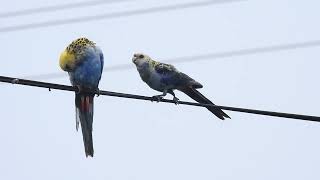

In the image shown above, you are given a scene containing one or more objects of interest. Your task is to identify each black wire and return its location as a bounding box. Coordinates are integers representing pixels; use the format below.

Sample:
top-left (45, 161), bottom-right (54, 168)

top-left (0, 0), bottom-right (246, 33)
top-left (1, 75), bottom-right (319, 122)
top-left (22, 40), bottom-right (320, 80)
top-left (0, 0), bottom-right (131, 18)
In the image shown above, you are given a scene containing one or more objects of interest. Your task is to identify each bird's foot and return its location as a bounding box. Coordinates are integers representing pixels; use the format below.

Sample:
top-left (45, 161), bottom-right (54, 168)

top-left (95, 88), bottom-right (101, 97)
top-left (151, 95), bottom-right (163, 103)
top-left (173, 97), bottom-right (180, 105)
top-left (75, 85), bottom-right (82, 94)
top-left (11, 78), bottom-right (19, 84)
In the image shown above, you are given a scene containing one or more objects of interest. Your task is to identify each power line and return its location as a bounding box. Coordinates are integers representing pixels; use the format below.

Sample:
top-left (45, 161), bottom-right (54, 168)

top-left (0, 0), bottom-right (246, 33)
top-left (1, 75), bottom-right (319, 122)
top-left (164, 40), bottom-right (320, 63)
top-left (23, 39), bottom-right (320, 80)
top-left (0, 0), bottom-right (130, 18)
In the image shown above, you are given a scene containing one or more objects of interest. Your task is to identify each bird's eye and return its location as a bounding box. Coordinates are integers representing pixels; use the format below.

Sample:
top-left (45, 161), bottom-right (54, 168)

top-left (65, 64), bottom-right (71, 70)
top-left (139, 54), bottom-right (144, 59)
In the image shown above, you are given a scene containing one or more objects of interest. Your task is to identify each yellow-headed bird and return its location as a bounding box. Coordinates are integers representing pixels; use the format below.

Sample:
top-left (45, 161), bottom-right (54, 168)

top-left (59, 38), bottom-right (104, 157)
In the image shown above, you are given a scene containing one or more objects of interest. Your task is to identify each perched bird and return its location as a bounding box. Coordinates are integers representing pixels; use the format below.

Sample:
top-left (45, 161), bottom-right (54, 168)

top-left (59, 37), bottom-right (104, 157)
top-left (132, 53), bottom-right (230, 120)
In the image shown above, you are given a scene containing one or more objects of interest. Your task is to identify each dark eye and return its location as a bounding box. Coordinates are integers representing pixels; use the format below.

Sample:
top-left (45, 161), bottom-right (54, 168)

top-left (139, 54), bottom-right (144, 59)
top-left (65, 64), bottom-right (71, 71)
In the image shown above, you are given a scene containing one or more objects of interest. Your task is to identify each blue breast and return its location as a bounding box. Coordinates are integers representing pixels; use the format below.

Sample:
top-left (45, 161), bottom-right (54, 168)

top-left (69, 48), bottom-right (104, 89)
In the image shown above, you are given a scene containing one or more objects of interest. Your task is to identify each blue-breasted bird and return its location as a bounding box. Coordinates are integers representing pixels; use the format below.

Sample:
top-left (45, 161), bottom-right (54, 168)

top-left (59, 37), bottom-right (104, 157)
top-left (132, 53), bottom-right (230, 120)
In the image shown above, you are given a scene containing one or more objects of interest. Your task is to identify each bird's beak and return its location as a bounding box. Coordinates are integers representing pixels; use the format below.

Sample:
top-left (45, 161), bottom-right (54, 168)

top-left (132, 56), bottom-right (137, 64)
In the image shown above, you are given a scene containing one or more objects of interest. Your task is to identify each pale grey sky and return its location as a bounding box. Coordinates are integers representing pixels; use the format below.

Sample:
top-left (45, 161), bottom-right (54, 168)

top-left (1, 0), bottom-right (320, 179)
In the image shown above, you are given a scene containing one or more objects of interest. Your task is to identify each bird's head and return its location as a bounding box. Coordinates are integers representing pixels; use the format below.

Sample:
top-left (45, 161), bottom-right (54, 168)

top-left (59, 37), bottom-right (96, 72)
top-left (132, 53), bottom-right (152, 68)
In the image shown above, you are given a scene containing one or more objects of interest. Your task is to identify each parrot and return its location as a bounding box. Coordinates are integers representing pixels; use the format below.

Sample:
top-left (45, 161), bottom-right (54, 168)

top-left (132, 53), bottom-right (230, 120)
top-left (59, 37), bottom-right (104, 157)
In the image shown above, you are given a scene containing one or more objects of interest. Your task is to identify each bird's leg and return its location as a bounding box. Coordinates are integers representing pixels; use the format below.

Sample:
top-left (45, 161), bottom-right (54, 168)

top-left (95, 88), bottom-right (101, 97)
top-left (152, 90), bottom-right (167, 102)
top-left (168, 89), bottom-right (179, 105)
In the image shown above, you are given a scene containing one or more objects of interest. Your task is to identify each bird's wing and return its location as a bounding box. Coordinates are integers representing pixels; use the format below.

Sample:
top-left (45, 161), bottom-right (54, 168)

top-left (92, 46), bottom-right (104, 83)
top-left (178, 72), bottom-right (203, 89)
top-left (154, 62), bottom-right (176, 75)
top-left (99, 51), bottom-right (104, 77)
top-left (154, 62), bottom-right (182, 86)
top-left (154, 62), bottom-right (202, 88)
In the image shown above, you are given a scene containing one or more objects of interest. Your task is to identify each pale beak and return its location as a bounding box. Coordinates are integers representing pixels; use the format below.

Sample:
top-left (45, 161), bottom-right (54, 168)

top-left (132, 56), bottom-right (138, 64)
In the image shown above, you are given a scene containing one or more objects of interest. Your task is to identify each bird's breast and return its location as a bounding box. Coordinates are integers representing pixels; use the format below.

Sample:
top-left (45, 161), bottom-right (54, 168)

top-left (69, 57), bottom-right (102, 89)
top-left (145, 71), bottom-right (168, 92)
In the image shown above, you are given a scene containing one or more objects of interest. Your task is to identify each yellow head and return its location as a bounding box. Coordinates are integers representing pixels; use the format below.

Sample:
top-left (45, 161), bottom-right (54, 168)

top-left (59, 37), bottom-right (96, 72)
top-left (59, 50), bottom-right (76, 71)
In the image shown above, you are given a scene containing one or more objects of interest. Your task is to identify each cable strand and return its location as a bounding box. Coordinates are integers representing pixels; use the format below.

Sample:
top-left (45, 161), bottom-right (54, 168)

top-left (0, 0), bottom-right (130, 18)
top-left (0, 0), bottom-right (246, 33)
top-left (1, 75), bottom-right (319, 122)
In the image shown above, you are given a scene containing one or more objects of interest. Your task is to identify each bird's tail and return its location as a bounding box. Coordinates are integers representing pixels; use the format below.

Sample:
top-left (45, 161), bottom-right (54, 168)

top-left (75, 92), bottom-right (95, 157)
top-left (180, 87), bottom-right (230, 120)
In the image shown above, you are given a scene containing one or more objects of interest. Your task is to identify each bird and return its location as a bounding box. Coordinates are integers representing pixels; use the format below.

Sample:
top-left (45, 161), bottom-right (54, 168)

top-left (59, 37), bottom-right (104, 157)
top-left (132, 53), bottom-right (230, 120)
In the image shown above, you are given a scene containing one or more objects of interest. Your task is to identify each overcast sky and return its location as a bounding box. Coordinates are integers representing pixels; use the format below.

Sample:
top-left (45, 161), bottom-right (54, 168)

top-left (1, 0), bottom-right (320, 179)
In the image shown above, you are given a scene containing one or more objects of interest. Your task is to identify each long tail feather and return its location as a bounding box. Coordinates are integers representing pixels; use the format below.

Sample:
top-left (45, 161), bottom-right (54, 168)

top-left (75, 93), bottom-right (94, 157)
top-left (179, 87), bottom-right (230, 120)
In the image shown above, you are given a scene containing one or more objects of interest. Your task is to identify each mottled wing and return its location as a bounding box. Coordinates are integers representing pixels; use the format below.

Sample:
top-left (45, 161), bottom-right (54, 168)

top-left (154, 62), bottom-right (176, 75)
top-left (154, 62), bottom-right (202, 88)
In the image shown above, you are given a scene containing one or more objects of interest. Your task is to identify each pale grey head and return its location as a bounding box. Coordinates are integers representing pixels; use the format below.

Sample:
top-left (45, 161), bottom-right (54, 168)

top-left (132, 53), bottom-right (153, 69)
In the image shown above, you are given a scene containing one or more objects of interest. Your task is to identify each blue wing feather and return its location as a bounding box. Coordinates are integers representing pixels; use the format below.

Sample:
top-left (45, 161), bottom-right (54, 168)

top-left (69, 46), bottom-right (104, 89)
